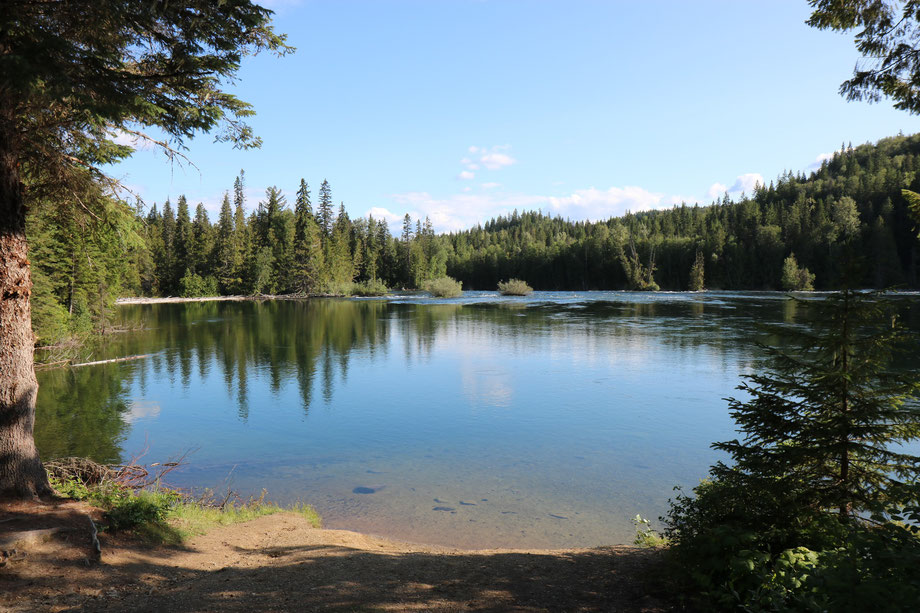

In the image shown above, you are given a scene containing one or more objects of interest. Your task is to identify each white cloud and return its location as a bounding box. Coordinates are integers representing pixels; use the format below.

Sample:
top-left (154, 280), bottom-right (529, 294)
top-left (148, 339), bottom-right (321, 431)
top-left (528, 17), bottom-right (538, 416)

top-left (463, 145), bottom-right (517, 173)
top-left (547, 186), bottom-right (668, 221)
top-left (458, 170), bottom-right (475, 180)
top-left (367, 206), bottom-right (403, 226)
top-left (462, 186), bottom-right (472, 192)
top-left (387, 191), bottom-right (546, 233)
top-left (385, 183), bottom-right (676, 234)
top-left (729, 173), bottom-right (764, 194)
top-left (707, 182), bottom-right (728, 199)
top-left (808, 151), bottom-right (836, 170)
top-left (705, 173), bottom-right (764, 201)
top-left (480, 152), bottom-right (516, 170)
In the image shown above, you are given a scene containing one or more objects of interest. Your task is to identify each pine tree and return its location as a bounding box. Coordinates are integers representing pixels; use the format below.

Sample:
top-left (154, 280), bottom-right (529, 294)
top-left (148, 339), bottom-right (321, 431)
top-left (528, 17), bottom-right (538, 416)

top-left (215, 193), bottom-right (237, 292)
top-left (715, 289), bottom-right (920, 519)
top-left (174, 195), bottom-right (193, 286)
top-left (192, 203), bottom-right (213, 277)
top-left (292, 178), bottom-right (322, 293)
top-left (159, 200), bottom-right (176, 294)
top-left (401, 213), bottom-right (413, 286)
top-left (326, 204), bottom-right (354, 289)
top-left (665, 288), bottom-right (920, 608)
top-left (234, 170), bottom-right (246, 212)
top-left (233, 200), bottom-right (252, 294)
top-left (317, 179), bottom-right (333, 244)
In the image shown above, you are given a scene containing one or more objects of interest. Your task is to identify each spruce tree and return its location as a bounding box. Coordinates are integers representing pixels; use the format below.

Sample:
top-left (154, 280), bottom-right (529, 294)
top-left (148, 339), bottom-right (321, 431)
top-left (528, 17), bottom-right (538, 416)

top-left (666, 288), bottom-right (920, 608)
top-left (715, 289), bottom-right (920, 520)
top-left (318, 180), bottom-right (334, 244)
top-left (174, 195), bottom-right (193, 286)
top-left (215, 193), bottom-right (237, 293)
top-left (192, 203), bottom-right (213, 277)
top-left (293, 178), bottom-right (321, 293)
top-left (402, 213), bottom-right (413, 286)
top-left (159, 200), bottom-right (176, 294)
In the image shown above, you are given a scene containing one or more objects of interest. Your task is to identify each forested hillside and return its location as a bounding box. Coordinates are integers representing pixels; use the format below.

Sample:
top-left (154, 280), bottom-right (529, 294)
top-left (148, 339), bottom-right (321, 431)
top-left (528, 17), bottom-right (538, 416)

top-left (446, 134), bottom-right (920, 291)
top-left (27, 133), bottom-right (920, 345)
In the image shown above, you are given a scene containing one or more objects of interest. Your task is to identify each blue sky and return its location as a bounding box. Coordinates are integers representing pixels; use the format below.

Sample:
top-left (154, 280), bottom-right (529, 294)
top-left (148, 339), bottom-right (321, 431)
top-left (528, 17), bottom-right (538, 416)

top-left (112, 0), bottom-right (916, 233)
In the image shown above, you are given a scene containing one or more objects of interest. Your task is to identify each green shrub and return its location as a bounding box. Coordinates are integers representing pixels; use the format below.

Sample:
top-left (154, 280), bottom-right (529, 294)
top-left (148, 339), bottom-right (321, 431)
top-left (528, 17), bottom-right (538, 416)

top-left (179, 270), bottom-right (219, 297)
top-left (497, 278), bottom-right (533, 296)
top-left (422, 276), bottom-right (462, 298)
top-left (632, 514), bottom-right (668, 547)
top-left (350, 278), bottom-right (389, 296)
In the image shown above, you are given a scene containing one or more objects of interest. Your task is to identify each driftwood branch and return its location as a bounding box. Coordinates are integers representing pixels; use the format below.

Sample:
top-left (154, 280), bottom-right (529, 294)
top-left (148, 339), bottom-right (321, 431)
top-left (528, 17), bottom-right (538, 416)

top-left (69, 354), bottom-right (151, 368)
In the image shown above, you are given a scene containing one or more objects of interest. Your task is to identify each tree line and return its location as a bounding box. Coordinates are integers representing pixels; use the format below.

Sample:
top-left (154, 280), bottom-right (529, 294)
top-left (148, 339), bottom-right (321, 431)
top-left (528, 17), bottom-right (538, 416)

top-left (27, 132), bottom-right (920, 346)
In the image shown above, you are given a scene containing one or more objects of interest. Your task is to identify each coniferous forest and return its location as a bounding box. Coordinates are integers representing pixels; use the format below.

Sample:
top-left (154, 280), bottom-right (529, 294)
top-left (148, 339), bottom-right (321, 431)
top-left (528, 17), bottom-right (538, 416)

top-left (28, 133), bottom-right (920, 345)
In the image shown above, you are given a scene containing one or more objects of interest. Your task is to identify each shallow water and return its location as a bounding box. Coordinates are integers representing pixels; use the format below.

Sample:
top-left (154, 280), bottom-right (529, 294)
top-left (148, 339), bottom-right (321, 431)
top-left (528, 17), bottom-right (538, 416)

top-left (34, 291), bottom-right (919, 548)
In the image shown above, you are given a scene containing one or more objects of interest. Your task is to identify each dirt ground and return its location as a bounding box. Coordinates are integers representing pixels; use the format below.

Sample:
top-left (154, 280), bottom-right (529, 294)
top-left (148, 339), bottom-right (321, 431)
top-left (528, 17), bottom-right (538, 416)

top-left (1, 499), bottom-right (681, 613)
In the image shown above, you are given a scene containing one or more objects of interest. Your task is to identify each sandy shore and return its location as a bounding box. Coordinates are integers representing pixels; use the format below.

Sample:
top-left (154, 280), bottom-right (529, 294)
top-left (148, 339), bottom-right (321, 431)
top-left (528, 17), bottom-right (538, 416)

top-left (1, 499), bottom-right (677, 612)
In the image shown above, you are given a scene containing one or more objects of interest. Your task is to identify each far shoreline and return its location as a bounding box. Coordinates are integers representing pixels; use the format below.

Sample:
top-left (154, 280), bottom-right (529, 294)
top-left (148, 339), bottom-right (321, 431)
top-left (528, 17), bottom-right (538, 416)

top-left (116, 294), bottom-right (337, 305)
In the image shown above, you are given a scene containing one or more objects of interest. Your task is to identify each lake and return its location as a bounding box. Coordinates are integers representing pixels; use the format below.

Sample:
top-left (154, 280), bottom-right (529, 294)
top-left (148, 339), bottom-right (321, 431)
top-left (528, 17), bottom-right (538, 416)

top-left (33, 291), bottom-right (919, 549)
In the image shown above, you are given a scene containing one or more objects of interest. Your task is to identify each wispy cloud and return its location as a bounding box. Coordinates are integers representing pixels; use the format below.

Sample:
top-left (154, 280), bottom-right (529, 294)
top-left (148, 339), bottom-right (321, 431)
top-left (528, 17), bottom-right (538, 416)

top-left (458, 170), bottom-right (475, 180)
top-left (376, 183), bottom-right (679, 234)
top-left (706, 173), bottom-right (763, 201)
top-left (729, 173), bottom-right (764, 194)
top-left (707, 182), bottom-right (729, 199)
top-left (808, 151), bottom-right (836, 169)
top-left (546, 186), bottom-right (668, 221)
top-left (480, 151), bottom-right (516, 170)
top-left (462, 145), bottom-right (516, 173)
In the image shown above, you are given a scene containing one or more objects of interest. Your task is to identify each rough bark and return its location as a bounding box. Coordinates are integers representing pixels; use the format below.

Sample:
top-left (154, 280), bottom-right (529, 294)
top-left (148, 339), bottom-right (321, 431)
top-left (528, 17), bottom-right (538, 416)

top-left (0, 118), bottom-right (51, 499)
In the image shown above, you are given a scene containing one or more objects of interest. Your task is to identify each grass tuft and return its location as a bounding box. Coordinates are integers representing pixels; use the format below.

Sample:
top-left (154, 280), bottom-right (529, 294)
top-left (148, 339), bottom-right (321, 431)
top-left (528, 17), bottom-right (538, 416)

top-left (48, 472), bottom-right (321, 546)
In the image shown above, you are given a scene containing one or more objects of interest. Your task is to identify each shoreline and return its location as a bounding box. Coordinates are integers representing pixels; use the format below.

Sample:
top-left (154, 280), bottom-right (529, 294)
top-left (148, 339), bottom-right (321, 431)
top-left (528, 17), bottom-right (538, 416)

top-left (1, 499), bottom-right (675, 612)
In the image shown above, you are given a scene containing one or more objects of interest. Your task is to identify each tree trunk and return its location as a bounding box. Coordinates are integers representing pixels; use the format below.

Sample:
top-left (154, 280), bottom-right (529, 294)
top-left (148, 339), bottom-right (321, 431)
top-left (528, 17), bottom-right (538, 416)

top-left (0, 121), bottom-right (51, 499)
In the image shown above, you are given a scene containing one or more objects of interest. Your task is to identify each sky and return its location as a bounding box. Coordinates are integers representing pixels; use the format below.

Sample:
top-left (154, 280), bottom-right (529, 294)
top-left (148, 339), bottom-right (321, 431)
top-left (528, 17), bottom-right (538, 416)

top-left (111, 0), bottom-right (918, 234)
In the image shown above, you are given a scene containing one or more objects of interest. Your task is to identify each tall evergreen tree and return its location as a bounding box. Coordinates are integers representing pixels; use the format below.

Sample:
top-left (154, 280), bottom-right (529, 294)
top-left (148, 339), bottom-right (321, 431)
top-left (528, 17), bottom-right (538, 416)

top-left (159, 200), bottom-right (176, 294)
top-left (402, 213), bottom-right (414, 286)
top-left (292, 179), bottom-right (322, 293)
top-left (715, 289), bottom-right (920, 520)
top-left (326, 203), bottom-right (354, 289)
top-left (215, 193), bottom-right (238, 292)
top-left (192, 203), bottom-right (213, 277)
top-left (318, 180), bottom-right (334, 244)
top-left (173, 195), bottom-right (193, 288)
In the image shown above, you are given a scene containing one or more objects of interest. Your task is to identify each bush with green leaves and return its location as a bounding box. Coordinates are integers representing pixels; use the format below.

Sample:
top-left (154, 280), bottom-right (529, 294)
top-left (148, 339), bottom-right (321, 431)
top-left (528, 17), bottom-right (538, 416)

top-left (665, 289), bottom-right (920, 610)
top-left (498, 278), bottom-right (533, 296)
top-left (349, 278), bottom-right (389, 297)
top-left (179, 270), bottom-right (219, 297)
top-left (422, 276), bottom-right (462, 298)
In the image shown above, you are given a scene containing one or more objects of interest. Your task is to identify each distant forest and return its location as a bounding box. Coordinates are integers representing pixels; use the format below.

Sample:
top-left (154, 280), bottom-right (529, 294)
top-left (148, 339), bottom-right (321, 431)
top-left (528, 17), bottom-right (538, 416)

top-left (27, 133), bottom-right (920, 344)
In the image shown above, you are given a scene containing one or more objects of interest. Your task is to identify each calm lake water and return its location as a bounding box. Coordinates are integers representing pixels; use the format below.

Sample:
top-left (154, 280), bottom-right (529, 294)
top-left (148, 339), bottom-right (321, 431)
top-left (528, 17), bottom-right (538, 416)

top-left (34, 291), bottom-right (919, 548)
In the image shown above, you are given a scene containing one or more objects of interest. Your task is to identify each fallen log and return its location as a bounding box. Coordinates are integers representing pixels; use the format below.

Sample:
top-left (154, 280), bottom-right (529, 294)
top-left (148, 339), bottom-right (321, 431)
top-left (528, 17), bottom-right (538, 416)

top-left (69, 354), bottom-right (151, 368)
